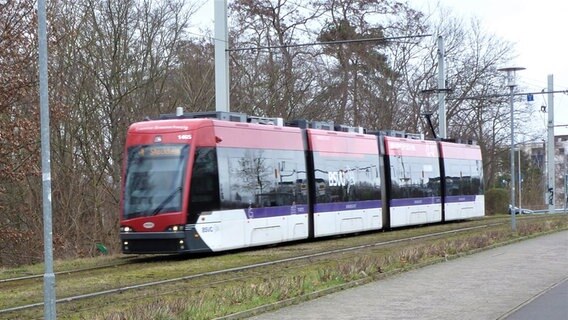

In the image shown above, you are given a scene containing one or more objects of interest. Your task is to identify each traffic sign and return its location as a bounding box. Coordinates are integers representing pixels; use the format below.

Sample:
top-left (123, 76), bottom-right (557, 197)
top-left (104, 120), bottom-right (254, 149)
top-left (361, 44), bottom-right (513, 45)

top-left (527, 93), bottom-right (534, 101)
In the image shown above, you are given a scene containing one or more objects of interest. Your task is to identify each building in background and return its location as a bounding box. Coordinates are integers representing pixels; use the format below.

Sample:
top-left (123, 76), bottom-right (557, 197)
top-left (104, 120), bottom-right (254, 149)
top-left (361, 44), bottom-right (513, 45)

top-left (520, 134), bottom-right (568, 209)
top-left (554, 135), bottom-right (568, 208)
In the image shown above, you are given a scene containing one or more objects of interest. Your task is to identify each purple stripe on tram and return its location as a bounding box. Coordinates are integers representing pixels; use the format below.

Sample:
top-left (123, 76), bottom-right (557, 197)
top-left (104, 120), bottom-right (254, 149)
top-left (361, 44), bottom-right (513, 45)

top-left (245, 204), bottom-right (309, 219)
top-left (314, 200), bottom-right (382, 213)
top-left (444, 195), bottom-right (477, 203)
top-left (390, 197), bottom-right (442, 207)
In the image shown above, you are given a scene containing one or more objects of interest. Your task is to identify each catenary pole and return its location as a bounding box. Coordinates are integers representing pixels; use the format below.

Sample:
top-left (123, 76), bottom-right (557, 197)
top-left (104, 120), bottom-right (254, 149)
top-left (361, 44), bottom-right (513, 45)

top-left (547, 75), bottom-right (555, 212)
top-left (518, 148), bottom-right (522, 212)
top-left (214, 0), bottom-right (229, 112)
top-left (437, 36), bottom-right (446, 139)
top-left (38, 0), bottom-right (57, 318)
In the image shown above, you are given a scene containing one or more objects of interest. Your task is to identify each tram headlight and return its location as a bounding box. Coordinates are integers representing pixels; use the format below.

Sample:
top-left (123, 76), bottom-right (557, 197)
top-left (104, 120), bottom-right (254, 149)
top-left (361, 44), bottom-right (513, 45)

top-left (167, 225), bottom-right (185, 232)
top-left (121, 226), bottom-right (132, 232)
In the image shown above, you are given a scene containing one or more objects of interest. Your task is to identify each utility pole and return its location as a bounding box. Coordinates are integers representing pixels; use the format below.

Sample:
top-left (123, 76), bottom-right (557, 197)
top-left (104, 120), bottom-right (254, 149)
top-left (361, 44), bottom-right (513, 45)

top-left (564, 171), bottom-right (568, 213)
top-left (214, 0), bottom-right (229, 112)
top-left (518, 148), bottom-right (522, 211)
top-left (547, 75), bottom-right (555, 212)
top-left (437, 36), bottom-right (446, 139)
top-left (420, 36), bottom-right (448, 139)
top-left (38, 0), bottom-right (56, 318)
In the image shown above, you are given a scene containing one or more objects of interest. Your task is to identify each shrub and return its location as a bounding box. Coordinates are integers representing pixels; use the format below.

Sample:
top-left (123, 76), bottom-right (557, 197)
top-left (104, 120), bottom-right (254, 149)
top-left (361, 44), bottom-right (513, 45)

top-left (485, 188), bottom-right (509, 215)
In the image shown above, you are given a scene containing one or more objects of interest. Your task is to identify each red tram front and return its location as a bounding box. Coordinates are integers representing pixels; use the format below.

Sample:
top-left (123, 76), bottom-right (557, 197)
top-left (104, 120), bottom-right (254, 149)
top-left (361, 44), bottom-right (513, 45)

top-left (120, 114), bottom-right (309, 253)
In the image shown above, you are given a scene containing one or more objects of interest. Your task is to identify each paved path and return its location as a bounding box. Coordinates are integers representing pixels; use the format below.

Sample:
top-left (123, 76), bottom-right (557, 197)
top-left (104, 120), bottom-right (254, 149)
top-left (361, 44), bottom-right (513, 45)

top-left (250, 231), bottom-right (568, 320)
top-left (504, 278), bottom-right (568, 320)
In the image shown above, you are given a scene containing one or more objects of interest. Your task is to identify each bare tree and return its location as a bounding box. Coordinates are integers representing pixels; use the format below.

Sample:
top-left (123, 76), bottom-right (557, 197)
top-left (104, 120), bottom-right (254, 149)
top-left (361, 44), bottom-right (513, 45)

top-left (229, 0), bottom-right (322, 119)
top-left (387, 6), bottom-right (521, 188)
top-left (0, 0), bottom-right (198, 265)
top-left (47, 0), bottom-right (194, 255)
top-left (0, 0), bottom-right (45, 266)
top-left (313, 0), bottom-right (403, 127)
top-left (0, 0), bottom-right (41, 185)
top-left (168, 38), bottom-right (216, 111)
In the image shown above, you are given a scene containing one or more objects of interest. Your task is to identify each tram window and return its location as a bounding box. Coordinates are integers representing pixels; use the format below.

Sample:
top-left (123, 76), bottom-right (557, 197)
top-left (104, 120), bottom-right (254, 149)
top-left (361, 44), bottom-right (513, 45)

top-left (312, 153), bottom-right (381, 204)
top-left (124, 144), bottom-right (189, 218)
top-left (388, 155), bottom-right (441, 199)
top-left (443, 159), bottom-right (483, 196)
top-left (217, 147), bottom-right (308, 209)
top-left (188, 147), bottom-right (220, 222)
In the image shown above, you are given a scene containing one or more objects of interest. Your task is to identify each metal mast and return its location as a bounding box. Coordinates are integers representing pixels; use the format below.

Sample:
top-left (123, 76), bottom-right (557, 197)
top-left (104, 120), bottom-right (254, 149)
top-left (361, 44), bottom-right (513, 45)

top-left (547, 75), bottom-right (555, 212)
top-left (437, 36), bottom-right (447, 139)
top-left (214, 0), bottom-right (230, 112)
top-left (498, 67), bottom-right (525, 231)
top-left (38, 0), bottom-right (56, 318)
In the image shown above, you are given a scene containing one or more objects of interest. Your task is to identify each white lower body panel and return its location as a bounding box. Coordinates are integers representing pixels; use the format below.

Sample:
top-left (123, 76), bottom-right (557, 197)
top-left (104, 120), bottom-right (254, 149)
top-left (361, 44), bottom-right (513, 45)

top-left (196, 209), bottom-right (309, 252)
top-left (314, 208), bottom-right (382, 238)
top-left (445, 195), bottom-right (485, 221)
top-left (390, 204), bottom-right (442, 228)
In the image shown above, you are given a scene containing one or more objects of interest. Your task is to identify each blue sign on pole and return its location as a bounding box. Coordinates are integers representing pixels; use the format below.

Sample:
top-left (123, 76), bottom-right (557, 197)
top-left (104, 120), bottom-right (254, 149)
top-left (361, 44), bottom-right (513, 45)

top-left (527, 93), bottom-right (534, 102)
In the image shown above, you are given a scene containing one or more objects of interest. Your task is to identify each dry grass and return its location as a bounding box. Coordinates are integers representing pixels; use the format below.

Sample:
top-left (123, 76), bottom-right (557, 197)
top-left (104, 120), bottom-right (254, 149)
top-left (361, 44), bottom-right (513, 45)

top-left (81, 216), bottom-right (568, 320)
top-left (3, 216), bottom-right (565, 319)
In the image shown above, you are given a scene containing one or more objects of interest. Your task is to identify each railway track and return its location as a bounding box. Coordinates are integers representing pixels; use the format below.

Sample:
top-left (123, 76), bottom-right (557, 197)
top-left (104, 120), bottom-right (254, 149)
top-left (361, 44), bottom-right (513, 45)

top-left (0, 252), bottom-right (198, 285)
top-left (0, 215), bottom-right (539, 286)
top-left (0, 259), bottom-right (137, 285)
top-left (0, 221), bottom-right (504, 315)
top-left (0, 215), bottom-right (563, 318)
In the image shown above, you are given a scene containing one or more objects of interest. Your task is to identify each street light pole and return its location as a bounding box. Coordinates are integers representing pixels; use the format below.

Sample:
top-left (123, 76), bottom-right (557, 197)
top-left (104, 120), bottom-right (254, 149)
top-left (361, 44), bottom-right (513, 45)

top-left (498, 67), bottom-right (525, 232)
top-left (518, 148), bottom-right (522, 213)
top-left (38, 0), bottom-right (56, 318)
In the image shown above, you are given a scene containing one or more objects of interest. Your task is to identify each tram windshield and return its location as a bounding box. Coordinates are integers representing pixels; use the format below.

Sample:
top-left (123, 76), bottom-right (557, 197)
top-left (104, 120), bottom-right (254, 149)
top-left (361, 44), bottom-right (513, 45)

top-left (123, 144), bottom-right (189, 219)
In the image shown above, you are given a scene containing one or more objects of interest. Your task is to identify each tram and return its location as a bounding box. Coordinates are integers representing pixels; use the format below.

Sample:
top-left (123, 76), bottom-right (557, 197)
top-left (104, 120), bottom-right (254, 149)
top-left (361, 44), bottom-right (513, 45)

top-left (120, 111), bottom-right (484, 254)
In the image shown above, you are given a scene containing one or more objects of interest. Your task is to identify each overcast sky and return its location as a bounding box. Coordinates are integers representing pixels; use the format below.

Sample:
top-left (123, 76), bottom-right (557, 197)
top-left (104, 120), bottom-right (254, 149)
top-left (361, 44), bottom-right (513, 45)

top-left (190, 0), bottom-right (567, 136)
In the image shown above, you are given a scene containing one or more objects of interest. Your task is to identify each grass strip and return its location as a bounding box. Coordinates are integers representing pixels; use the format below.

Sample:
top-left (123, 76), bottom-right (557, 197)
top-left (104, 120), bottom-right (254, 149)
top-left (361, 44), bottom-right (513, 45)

top-left (74, 216), bottom-right (568, 320)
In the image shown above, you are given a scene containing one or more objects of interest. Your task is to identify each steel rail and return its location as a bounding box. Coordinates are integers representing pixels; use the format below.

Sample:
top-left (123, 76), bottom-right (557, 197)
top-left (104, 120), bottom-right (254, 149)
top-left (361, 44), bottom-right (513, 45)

top-left (0, 260), bottom-right (136, 284)
top-left (0, 222), bottom-right (503, 315)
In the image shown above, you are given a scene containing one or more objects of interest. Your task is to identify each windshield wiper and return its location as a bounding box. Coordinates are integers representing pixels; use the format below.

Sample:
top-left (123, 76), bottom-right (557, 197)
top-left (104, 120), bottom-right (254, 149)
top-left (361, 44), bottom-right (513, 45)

top-left (151, 187), bottom-right (182, 216)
